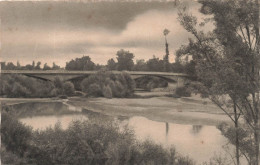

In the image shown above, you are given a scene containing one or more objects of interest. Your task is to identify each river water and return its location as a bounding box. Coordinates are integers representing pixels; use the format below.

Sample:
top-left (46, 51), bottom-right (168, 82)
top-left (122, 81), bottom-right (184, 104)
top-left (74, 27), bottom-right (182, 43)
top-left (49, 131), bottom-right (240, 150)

top-left (8, 101), bottom-right (230, 164)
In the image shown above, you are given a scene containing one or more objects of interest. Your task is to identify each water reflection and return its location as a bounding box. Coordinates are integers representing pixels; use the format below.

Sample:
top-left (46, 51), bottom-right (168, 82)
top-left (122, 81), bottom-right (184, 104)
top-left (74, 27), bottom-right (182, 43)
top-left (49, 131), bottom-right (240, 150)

top-left (20, 114), bottom-right (87, 130)
top-left (10, 102), bottom-right (228, 164)
top-left (166, 122), bottom-right (169, 136)
top-left (127, 116), bottom-right (227, 164)
top-left (191, 125), bottom-right (203, 135)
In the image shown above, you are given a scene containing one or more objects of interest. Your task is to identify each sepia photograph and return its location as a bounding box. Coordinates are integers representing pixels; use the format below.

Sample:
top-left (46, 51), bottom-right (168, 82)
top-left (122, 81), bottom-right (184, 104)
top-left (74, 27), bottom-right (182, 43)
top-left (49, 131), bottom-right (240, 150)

top-left (0, 0), bottom-right (259, 164)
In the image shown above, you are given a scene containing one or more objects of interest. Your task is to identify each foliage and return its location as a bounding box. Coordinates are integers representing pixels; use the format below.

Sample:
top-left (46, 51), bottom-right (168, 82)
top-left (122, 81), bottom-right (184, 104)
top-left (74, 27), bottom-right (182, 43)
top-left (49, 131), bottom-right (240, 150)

top-left (0, 75), bottom-right (76, 98)
top-left (175, 86), bottom-right (191, 97)
top-left (1, 111), bottom-right (32, 157)
top-left (0, 74), bottom-right (55, 98)
top-left (81, 71), bottom-right (135, 98)
top-left (135, 76), bottom-right (168, 91)
top-left (116, 49), bottom-right (135, 71)
top-left (107, 58), bottom-right (117, 70)
top-left (177, 0), bottom-right (260, 164)
top-left (43, 63), bottom-right (52, 70)
top-left (0, 61), bottom-right (61, 70)
top-left (65, 56), bottom-right (96, 71)
top-left (146, 56), bottom-right (165, 72)
top-left (63, 81), bottom-right (75, 96)
top-left (102, 85), bottom-right (113, 98)
top-left (1, 110), bottom-right (195, 165)
top-left (133, 59), bottom-right (148, 71)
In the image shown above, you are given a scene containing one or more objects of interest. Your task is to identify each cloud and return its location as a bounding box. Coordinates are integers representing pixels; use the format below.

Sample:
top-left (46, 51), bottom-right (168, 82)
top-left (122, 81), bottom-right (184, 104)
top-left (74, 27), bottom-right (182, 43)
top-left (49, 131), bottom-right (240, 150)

top-left (1, 1), bottom-right (211, 66)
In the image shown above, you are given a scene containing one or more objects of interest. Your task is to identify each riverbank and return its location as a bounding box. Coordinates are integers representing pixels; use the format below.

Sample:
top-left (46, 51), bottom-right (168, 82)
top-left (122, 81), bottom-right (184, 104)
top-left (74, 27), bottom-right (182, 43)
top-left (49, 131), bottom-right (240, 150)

top-left (1, 94), bottom-right (232, 126)
top-left (0, 97), bottom-right (61, 106)
top-left (67, 95), bottom-right (231, 126)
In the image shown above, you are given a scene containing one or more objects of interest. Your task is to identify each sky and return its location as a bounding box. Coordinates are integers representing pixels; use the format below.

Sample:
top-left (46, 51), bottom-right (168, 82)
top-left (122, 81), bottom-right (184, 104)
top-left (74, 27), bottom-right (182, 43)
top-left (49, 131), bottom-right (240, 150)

top-left (0, 0), bottom-right (206, 67)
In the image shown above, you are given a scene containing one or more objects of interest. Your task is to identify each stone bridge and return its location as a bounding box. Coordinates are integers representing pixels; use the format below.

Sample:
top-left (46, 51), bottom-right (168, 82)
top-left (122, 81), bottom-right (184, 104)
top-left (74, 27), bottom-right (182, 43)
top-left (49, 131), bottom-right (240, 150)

top-left (1, 70), bottom-right (189, 87)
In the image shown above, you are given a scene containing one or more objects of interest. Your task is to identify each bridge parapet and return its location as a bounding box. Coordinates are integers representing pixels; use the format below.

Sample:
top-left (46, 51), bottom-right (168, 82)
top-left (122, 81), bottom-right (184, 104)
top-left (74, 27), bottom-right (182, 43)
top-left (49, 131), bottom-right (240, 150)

top-left (1, 70), bottom-right (188, 77)
top-left (1, 70), bottom-right (189, 86)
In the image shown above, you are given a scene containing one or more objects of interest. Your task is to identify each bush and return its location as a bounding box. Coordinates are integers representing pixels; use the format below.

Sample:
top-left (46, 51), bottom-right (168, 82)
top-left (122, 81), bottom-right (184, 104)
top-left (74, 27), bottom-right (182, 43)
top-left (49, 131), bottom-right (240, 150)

top-left (136, 76), bottom-right (168, 91)
top-left (1, 111), bottom-right (32, 156)
top-left (53, 76), bottom-right (63, 89)
top-left (175, 86), bottom-right (191, 97)
top-left (1, 110), bottom-right (195, 165)
top-left (63, 81), bottom-right (75, 96)
top-left (11, 82), bottom-right (31, 97)
top-left (0, 74), bottom-right (56, 98)
top-left (103, 85), bottom-right (113, 98)
top-left (81, 71), bottom-right (135, 98)
top-left (88, 83), bottom-right (103, 97)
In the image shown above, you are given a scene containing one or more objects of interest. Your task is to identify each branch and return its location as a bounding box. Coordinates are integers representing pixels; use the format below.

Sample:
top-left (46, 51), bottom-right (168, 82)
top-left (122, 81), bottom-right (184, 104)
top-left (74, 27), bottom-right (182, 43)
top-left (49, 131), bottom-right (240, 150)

top-left (240, 25), bottom-right (250, 47)
top-left (210, 98), bottom-right (235, 123)
top-left (233, 101), bottom-right (255, 130)
top-left (246, 25), bottom-right (252, 50)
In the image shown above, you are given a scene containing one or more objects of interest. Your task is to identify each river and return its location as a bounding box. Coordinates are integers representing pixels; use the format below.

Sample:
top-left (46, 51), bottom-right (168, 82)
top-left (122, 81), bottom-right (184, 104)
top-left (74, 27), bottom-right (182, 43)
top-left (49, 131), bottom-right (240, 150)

top-left (7, 101), bottom-right (231, 164)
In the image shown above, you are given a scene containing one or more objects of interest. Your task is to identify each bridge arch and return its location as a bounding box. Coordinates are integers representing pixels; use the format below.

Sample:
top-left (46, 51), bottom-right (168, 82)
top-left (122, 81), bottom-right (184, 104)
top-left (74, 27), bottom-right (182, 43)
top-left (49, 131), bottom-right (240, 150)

top-left (132, 75), bottom-right (177, 83)
top-left (1, 70), bottom-right (188, 87)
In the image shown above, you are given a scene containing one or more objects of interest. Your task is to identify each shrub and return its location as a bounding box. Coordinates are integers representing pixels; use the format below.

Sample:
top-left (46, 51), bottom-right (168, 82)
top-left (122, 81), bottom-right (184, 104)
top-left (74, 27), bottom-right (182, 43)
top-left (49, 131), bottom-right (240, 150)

top-left (136, 76), bottom-right (168, 91)
top-left (0, 75), bottom-right (55, 98)
top-left (63, 81), bottom-right (75, 96)
top-left (103, 85), bottom-right (113, 98)
top-left (175, 86), bottom-right (191, 97)
top-left (53, 76), bottom-right (63, 89)
top-left (81, 71), bottom-right (135, 98)
top-left (11, 82), bottom-right (30, 97)
top-left (1, 110), bottom-right (195, 165)
top-left (1, 111), bottom-right (32, 156)
top-left (50, 88), bottom-right (59, 97)
top-left (88, 83), bottom-right (102, 97)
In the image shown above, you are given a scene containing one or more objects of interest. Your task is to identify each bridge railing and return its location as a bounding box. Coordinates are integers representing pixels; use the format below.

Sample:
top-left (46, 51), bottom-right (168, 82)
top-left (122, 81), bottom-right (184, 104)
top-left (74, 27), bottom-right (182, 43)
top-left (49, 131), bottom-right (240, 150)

top-left (1, 70), bottom-right (189, 77)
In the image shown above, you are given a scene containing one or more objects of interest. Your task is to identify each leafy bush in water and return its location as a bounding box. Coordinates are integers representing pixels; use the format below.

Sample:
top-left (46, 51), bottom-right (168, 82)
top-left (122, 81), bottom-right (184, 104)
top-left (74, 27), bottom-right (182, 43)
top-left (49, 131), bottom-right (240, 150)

top-left (0, 74), bottom-right (55, 98)
top-left (88, 83), bottom-right (103, 97)
top-left (1, 110), bottom-right (195, 165)
top-left (136, 76), bottom-right (168, 91)
top-left (175, 86), bottom-right (191, 97)
top-left (0, 75), bottom-right (76, 97)
top-left (103, 85), bottom-right (113, 98)
top-left (63, 81), bottom-right (75, 96)
top-left (81, 71), bottom-right (135, 98)
top-left (1, 111), bottom-right (32, 157)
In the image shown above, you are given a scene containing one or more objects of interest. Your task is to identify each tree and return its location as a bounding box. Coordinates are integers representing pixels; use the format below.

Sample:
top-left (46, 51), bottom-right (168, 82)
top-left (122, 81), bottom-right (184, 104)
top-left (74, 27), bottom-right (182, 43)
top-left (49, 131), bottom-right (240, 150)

top-left (177, 0), bottom-right (260, 164)
top-left (116, 49), bottom-right (134, 71)
top-left (107, 58), bottom-right (117, 70)
top-left (163, 29), bottom-right (171, 72)
top-left (63, 82), bottom-right (75, 96)
top-left (35, 62), bottom-right (41, 70)
top-left (43, 63), bottom-right (51, 70)
top-left (32, 61), bottom-right (35, 69)
top-left (16, 61), bottom-right (21, 69)
top-left (5, 62), bottom-right (16, 70)
top-left (65, 56), bottom-right (95, 71)
top-left (1, 62), bottom-right (6, 70)
top-left (146, 56), bottom-right (164, 72)
top-left (52, 62), bottom-right (60, 70)
top-left (134, 59), bottom-right (147, 71)
top-left (25, 64), bottom-right (33, 70)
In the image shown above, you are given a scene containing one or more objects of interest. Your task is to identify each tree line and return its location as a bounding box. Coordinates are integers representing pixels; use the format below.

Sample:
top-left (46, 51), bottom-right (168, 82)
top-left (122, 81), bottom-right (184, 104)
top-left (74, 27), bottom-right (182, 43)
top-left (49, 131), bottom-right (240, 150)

top-left (1, 49), bottom-right (196, 76)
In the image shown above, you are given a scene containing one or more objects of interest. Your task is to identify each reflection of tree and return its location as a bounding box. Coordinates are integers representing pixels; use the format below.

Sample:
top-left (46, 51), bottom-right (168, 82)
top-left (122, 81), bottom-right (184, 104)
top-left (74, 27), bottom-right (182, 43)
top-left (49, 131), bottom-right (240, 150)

top-left (166, 122), bottom-right (169, 136)
top-left (191, 125), bottom-right (203, 134)
top-left (117, 115), bottom-right (129, 121)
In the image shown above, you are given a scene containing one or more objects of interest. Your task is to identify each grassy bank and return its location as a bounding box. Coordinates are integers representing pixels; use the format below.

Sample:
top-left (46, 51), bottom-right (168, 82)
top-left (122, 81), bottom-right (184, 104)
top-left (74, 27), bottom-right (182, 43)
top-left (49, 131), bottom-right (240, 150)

top-left (67, 96), bottom-right (231, 126)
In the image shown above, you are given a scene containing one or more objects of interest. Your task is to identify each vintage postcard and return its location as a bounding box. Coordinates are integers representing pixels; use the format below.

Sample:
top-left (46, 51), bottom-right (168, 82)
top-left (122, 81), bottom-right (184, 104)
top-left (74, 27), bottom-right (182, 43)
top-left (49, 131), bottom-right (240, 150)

top-left (1, 0), bottom-right (259, 165)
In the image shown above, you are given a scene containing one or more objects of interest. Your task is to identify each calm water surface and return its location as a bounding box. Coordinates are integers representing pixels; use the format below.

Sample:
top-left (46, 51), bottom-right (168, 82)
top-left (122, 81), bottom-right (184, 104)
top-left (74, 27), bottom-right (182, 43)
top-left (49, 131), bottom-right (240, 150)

top-left (9, 101), bottom-right (229, 164)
